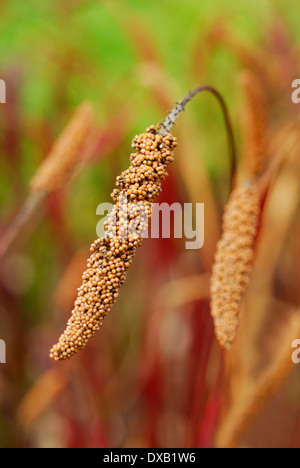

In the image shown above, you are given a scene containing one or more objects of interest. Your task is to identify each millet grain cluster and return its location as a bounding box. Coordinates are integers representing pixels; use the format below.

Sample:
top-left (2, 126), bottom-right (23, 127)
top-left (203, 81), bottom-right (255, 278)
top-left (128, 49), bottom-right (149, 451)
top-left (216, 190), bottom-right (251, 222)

top-left (50, 126), bottom-right (177, 360)
top-left (210, 183), bottom-right (260, 349)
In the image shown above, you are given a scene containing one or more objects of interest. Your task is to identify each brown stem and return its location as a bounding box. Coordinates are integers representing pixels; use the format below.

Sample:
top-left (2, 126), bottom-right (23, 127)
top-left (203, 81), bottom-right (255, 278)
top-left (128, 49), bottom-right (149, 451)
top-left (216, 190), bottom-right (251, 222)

top-left (0, 191), bottom-right (47, 263)
top-left (159, 85), bottom-right (237, 191)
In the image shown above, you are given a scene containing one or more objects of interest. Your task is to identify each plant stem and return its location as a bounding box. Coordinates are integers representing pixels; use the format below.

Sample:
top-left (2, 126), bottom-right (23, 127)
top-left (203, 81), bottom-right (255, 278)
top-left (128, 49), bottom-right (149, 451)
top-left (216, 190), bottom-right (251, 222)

top-left (0, 191), bottom-right (47, 263)
top-left (159, 85), bottom-right (237, 189)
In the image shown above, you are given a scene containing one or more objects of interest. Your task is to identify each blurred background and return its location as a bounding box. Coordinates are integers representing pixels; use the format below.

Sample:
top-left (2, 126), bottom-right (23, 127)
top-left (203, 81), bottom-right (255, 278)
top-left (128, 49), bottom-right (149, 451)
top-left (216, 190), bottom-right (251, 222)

top-left (0, 0), bottom-right (300, 448)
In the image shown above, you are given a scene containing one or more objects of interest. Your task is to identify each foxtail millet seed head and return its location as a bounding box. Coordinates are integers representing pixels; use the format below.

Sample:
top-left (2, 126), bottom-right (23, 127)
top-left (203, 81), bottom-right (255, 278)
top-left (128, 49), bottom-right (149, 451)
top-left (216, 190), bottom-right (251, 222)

top-left (50, 85), bottom-right (234, 361)
top-left (210, 183), bottom-right (260, 349)
top-left (50, 126), bottom-right (177, 361)
top-left (30, 102), bottom-right (94, 193)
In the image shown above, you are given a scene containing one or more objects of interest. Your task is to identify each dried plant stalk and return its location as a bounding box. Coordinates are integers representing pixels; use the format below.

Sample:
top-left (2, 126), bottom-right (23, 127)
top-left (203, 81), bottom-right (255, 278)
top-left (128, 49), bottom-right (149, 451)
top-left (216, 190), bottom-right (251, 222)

top-left (0, 103), bottom-right (94, 263)
top-left (0, 191), bottom-right (47, 262)
top-left (50, 126), bottom-right (177, 360)
top-left (216, 312), bottom-right (300, 448)
top-left (156, 273), bottom-right (210, 309)
top-left (17, 368), bottom-right (67, 428)
top-left (30, 101), bottom-right (94, 193)
top-left (210, 183), bottom-right (260, 349)
top-left (240, 71), bottom-right (268, 179)
top-left (207, 25), bottom-right (281, 100)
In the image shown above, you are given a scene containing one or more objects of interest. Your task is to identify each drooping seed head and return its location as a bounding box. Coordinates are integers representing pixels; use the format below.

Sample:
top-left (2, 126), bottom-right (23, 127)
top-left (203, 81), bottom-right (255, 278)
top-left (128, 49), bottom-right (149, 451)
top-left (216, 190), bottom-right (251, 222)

top-left (210, 183), bottom-right (260, 349)
top-left (50, 126), bottom-right (177, 361)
